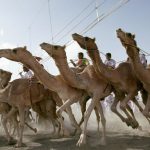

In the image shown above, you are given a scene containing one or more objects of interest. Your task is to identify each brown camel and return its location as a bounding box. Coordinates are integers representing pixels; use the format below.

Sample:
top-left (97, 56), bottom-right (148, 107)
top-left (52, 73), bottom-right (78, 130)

top-left (116, 28), bottom-right (150, 117)
top-left (0, 47), bottom-right (94, 147)
top-left (0, 67), bottom-right (62, 147)
top-left (0, 68), bottom-right (63, 136)
top-left (0, 69), bottom-right (19, 136)
top-left (0, 69), bottom-right (62, 135)
top-left (72, 33), bottom-right (149, 128)
top-left (40, 43), bottom-right (113, 146)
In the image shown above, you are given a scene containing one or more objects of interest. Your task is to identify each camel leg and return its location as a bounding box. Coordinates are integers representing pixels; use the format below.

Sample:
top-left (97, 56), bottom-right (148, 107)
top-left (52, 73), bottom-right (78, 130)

top-left (15, 106), bottom-right (25, 148)
top-left (2, 107), bottom-right (17, 144)
top-left (120, 92), bottom-right (136, 109)
top-left (66, 106), bottom-right (81, 134)
top-left (78, 97), bottom-right (88, 127)
top-left (11, 113), bottom-right (19, 138)
top-left (140, 88), bottom-right (148, 105)
top-left (133, 97), bottom-right (143, 112)
top-left (54, 119), bottom-right (61, 136)
top-left (120, 103), bottom-right (139, 129)
top-left (25, 122), bottom-right (37, 133)
top-left (94, 106), bottom-right (100, 134)
top-left (119, 92), bottom-right (140, 127)
top-left (111, 98), bottom-right (127, 122)
top-left (126, 104), bottom-right (139, 129)
top-left (49, 119), bottom-right (56, 135)
top-left (143, 94), bottom-right (150, 117)
top-left (133, 97), bottom-right (150, 124)
top-left (95, 101), bottom-right (106, 145)
top-left (56, 99), bottom-right (77, 136)
top-left (76, 95), bottom-right (99, 147)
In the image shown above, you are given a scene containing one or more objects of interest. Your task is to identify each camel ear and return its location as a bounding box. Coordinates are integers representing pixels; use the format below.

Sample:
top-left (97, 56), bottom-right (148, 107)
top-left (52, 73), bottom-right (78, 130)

top-left (93, 38), bottom-right (96, 42)
top-left (23, 46), bottom-right (27, 50)
top-left (132, 34), bottom-right (135, 39)
top-left (63, 45), bottom-right (66, 49)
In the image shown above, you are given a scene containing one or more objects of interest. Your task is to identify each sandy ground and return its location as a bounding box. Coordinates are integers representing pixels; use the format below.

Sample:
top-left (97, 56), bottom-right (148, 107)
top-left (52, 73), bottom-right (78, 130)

top-left (0, 103), bottom-right (150, 150)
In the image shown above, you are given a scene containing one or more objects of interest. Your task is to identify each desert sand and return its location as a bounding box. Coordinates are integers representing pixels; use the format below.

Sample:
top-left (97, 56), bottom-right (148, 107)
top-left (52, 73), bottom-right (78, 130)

top-left (0, 102), bottom-right (150, 150)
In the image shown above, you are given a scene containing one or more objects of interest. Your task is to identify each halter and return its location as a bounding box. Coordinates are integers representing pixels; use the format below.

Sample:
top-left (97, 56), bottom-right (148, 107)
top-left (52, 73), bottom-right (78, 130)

top-left (121, 33), bottom-right (139, 51)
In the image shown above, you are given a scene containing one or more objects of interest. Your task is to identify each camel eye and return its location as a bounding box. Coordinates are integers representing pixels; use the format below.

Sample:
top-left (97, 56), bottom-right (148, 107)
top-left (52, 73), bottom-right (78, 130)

top-left (54, 46), bottom-right (58, 49)
top-left (85, 37), bottom-right (89, 41)
top-left (13, 49), bottom-right (17, 54)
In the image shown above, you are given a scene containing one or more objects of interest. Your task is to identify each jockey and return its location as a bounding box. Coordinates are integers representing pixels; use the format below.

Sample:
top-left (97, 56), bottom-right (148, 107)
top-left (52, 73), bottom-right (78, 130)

top-left (70, 52), bottom-right (89, 69)
top-left (104, 52), bottom-right (116, 69)
top-left (139, 53), bottom-right (147, 68)
top-left (19, 65), bottom-right (33, 79)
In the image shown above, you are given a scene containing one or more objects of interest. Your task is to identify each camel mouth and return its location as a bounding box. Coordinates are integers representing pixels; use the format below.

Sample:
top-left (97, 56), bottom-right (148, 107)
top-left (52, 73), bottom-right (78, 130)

top-left (72, 33), bottom-right (81, 40)
top-left (72, 33), bottom-right (77, 39)
top-left (40, 43), bottom-right (47, 47)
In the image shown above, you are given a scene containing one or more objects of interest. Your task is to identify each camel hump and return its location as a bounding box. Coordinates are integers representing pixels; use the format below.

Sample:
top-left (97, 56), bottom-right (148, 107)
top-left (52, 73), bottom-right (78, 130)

top-left (9, 79), bottom-right (29, 95)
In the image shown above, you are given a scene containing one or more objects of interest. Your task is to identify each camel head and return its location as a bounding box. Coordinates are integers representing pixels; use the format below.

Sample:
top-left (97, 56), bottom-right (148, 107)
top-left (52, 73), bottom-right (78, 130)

top-left (72, 33), bottom-right (97, 50)
top-left (116, 28), bottom-right (139, 58)
top-left (40, 42), bottom-right (66, 59)
top-left (0, 46), bottom-right (38, 67)
top-left (0, 69), bottom-right (12, 87)
top-left (0, 46), bottom-right (29, 62)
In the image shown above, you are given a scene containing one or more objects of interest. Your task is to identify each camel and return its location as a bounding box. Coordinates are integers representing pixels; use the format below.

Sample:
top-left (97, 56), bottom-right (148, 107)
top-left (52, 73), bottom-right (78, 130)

top-left (0, 69), bottom-right (61, 135)
top-left (0, 69), bottom-right (19, 136)
top-left (116, 28), bottom-right (150, 117)
top-left (71, 33), bottom-right (149, 128)
top-left (40, 42), bottom-right (114, 146)
top-left (0, 47), bottom-right (95, 147)
top-left (0, 66), bottom-right (63, 147)
top-left (0, 70), bottom-right (39, 136)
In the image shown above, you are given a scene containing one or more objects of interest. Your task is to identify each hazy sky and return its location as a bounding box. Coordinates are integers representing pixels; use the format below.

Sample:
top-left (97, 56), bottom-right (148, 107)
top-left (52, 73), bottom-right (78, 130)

top-left (0, 0), bottom-right (150, 80)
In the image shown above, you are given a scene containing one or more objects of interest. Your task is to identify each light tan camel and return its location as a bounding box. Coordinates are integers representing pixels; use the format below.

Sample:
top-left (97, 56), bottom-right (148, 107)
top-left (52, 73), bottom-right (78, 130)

top-left (0, 47), bottom-right (93, 147)
top-left (40, 43), bottom-right (113, 146)
top-left (0, 69), bottom-right (19, 136)
top-left (0, 69), bottom-right (62, 137)
top-left (0, 68), bottom-right (62, 147)
top-left (72, 33), bottom-right (150, 128)
top-left (116, 28), bottom-right (150, 117)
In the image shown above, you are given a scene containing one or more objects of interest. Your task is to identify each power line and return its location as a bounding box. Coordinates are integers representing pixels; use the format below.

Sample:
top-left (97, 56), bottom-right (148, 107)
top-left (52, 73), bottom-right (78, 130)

top-left (42, 0), bottom-right (130, 63)
top-left (47, 0), bottom-right (54, 43)
top-left (55, 1), bottom-right (106, 43)
top-left (81, 0), bottom-right (130, 35)
top-left (53, 0), bottom-right (96, 39)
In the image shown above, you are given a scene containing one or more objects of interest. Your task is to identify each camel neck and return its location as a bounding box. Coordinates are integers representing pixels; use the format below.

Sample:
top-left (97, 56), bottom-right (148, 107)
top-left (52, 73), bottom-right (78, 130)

top-left (126, 47), bottom-right (149, 84)
top-left (48, 53), bottom-right (85, 89)
top-left (22, 58), bottom-right (59, 91)
top-left (87, 49), bottom-right (116, 82)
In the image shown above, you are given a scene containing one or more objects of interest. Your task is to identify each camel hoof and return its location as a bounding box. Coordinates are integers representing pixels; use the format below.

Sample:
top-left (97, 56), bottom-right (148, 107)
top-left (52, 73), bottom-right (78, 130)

top-left (99, 137), bottom-right (106, 146)
top-left (124, 118), bottom-right (131, 126)
top-left (7, 137), bottom-right (16, 145)
top-left (76, 133), bottom-right (86, 147)
top-left (143, 110), bottom-right (150, 118)
top-left (14, 143), bottom-right (22, 148)
top-left (34, 128), bottom-right (37, 133)
top-left (138, 125), bottom-right (142, 131)
top-left (130, 120), bottom-right (139, 129)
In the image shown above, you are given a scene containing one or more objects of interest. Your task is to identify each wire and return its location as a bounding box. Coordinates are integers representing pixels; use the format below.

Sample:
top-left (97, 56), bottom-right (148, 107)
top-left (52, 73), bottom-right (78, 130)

top-left (55, 1), bottom-right (106, 43)
top-left (81, 0), bottom-right (130, 35)
top-left (47, 0), bottom-right (54, 43)
top-left (42, 0), bottom-right (130, 62)
top-left (53, 0), bottom-right (96, 39)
